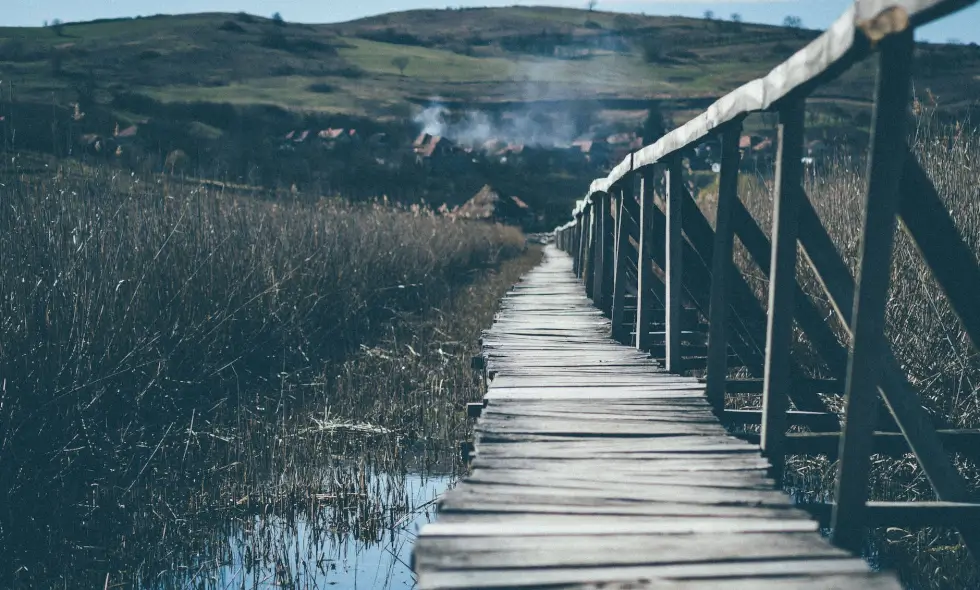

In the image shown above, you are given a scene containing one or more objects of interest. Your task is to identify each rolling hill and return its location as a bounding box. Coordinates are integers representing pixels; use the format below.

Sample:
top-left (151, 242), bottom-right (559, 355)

top-left (3, 7), bottom-right (979, 119)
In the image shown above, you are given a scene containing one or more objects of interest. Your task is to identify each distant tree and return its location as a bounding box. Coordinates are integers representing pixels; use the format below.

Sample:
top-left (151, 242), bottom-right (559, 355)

top-left (641, 103), bottom-right (669, 144)
top-left (587, 0), bottom-right (598, 11)
top-left (51, 18), bottom-right (65, 37)
top-left (704, 10), bottom-right (714, 20)
top-left (731, 13), bottom-right (742, 23)
top-left (392, 56), bottom-right (410, 76)
top-left (783, 15), bottom-right (803, 28)
top-left (640, 36), bottom-right (664, 63)
top-left (272, 12), bottom-right (285, 26)
top-left (948, 37), bottom-right (962, 45)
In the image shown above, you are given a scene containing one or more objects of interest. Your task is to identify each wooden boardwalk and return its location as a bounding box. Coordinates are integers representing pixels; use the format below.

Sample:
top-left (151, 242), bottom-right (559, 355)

top-left (413, 247), bottom-right (901, 589)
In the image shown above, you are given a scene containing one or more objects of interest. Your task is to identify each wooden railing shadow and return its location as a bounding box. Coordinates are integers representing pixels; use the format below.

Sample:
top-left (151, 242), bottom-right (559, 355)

top-left (555, 0), bottom-right (980, 557)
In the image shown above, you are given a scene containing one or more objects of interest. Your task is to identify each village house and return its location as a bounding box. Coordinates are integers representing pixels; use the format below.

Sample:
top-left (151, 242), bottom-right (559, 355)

top-left (412, 132), bottom-right (455, 165)
top-left (453, 185), bottom-right (534, 226)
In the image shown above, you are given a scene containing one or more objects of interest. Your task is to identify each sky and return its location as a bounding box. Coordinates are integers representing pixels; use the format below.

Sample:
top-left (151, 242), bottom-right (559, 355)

top-left (5, 0), bottom-right (980, 44)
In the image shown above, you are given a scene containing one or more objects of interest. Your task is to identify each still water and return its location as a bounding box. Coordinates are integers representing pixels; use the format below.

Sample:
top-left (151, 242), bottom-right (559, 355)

top-left (157, 473), bottom-right (453, 589)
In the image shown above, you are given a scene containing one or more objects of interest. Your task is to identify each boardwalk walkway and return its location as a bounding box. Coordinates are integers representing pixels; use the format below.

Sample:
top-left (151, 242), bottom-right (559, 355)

top-left (413, 246), bottom-right (901, 589)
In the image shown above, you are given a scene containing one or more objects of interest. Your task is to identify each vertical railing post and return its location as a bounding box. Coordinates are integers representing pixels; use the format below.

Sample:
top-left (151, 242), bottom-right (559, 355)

top-left (760, 98), bottom-right (806, 483)
top-left (599, 192), bottom-right (616, 314)
top-left (831, 31), bottom-right (914, 553)
top-left (577, 212), bottom-right (587, 279)
top-left (636, 168), bottom-right (655, 351)
top-left (593, 194), bottom-right (608, 308)
top-left (612, 175), bottom-right (633, 343)
top-left (665, 159), bottom-right (684, 372)
top-left (585, 201), bottom-right (597, 299)
top-left (705, 121), bottom-right (743, 413)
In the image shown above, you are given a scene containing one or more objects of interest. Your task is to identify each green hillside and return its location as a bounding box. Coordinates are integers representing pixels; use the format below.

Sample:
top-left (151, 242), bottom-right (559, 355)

top-left (3, 7), bottom-right (979, 118)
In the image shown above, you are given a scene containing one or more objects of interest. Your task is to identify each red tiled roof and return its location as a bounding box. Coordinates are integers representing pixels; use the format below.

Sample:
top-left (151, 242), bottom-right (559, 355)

top-left (319, 128), bottom-right (345, 139)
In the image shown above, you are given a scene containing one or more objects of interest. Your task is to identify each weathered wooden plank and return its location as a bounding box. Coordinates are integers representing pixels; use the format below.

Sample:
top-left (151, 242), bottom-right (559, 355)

top-left (418, 557), bottom-right (877, 589)
top-left (416, 531), bottom-right (851, 570)
top-left (415, 246), bottom-right (894, 589)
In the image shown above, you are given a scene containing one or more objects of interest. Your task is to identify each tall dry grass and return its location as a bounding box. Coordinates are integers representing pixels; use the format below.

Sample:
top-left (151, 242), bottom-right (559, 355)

top-left (0, 160), bottom-right (528, 585)
top-left (721, 109), bottom-right (980, 587)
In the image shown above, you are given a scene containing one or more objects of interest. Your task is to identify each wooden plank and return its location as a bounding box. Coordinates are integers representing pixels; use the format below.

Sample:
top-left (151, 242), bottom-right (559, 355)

top-left (636, 168), bottom-right (656, 351)
top-left (760, 98), bottom-right (806, 483)
top-left (665, 160), bottom-right (683, 372)
top-left (705, 121), bottom-right (742, 411)
top-left (416, 532), bottom-right (851, 570)
top-left (419, 558), bottom-right (877, 589)
top-left (832, 30), bottom-right (913, 553)
top-left (415, 246), bottom-right (894, 589)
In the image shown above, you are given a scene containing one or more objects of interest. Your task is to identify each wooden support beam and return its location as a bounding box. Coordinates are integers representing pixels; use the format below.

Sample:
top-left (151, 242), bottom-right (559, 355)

top-left (736, 430), bottom-right (980, 460)
top-left (833, 31), bottom-right (913, 553)
top-left (600, 192), bottom-right (615, 314)
top-left (797, 175), bottom-right (980, 559)
top-left (676, 189), bottom-right (770, 377)
top-left (805, 502), bottom-right (980, 528)
top-left (720, 378), bottom-right (842, 395)
top-left (731, 198), bottom-right (850, 378)
top-left (629, 194), bottom-right (768, 380)
top-left (720, 410), bottom-right (840, 431)
top-left (591, 197), bottom-right (605, 303)
top-left (899, 156), bottom-right (980, 351)
top-left (636, 168), bottom-right (656, 351)
top-left (761, 98), bottom-right (806, 483)
top-left (706, 121), bottom-right (743, 412)
top-left (466, 402), bottom-right (484, 418)
top-left (664, 161), bottom-right (684, 371)
top-left (611, 176), bottom-right (633, 343)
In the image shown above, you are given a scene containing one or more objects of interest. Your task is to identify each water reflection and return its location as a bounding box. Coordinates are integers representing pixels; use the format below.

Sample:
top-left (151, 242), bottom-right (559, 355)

top-left (160, 473), bottom-right (452, 589)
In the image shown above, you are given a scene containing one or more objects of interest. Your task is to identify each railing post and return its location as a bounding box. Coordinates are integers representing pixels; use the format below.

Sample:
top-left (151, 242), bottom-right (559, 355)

top-left (636, 168), bottom-right (655, 351)
top-left (665, 159), bottom-right (684, 372)
top-left (577, 213), bottom-right (586, 279)
top-left (831, 31), bottom-right (913, 553)
top-left (612, 176), bottom-right (633, 343)
top-left (761, 97), bottom-right (806, 483)
top-left (705, 121), bottom-right (743, 412)
top-left (593, 194), bottom-right (608, 308)
top-left (585, 202), bottom-right (597, 298)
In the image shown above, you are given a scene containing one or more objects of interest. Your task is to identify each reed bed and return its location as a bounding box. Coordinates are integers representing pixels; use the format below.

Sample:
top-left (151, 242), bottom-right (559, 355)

top-left (0, 159), bottom-right (535, 587)
top-left (708, 109), bottom-right (980, 588)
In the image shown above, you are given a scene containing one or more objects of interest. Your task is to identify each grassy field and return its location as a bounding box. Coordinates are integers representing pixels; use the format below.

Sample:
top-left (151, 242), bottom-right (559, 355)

top-left (0, 157), bottom-right (540, 586)
top-left (3, 7), bottom-right (979, 119)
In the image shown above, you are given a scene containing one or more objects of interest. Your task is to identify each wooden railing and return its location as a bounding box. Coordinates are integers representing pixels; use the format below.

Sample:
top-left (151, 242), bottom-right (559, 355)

top-left (555, 0), bottom-right (980, 556)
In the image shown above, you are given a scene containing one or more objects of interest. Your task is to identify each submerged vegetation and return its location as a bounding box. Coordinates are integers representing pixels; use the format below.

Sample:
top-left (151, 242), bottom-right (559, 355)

top-left (0, 158), bottom-right (538, 587)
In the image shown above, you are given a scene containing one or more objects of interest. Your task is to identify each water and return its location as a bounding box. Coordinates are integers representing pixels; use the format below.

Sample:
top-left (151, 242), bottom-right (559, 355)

top-left (158, 473), bottom-right (453, 589)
